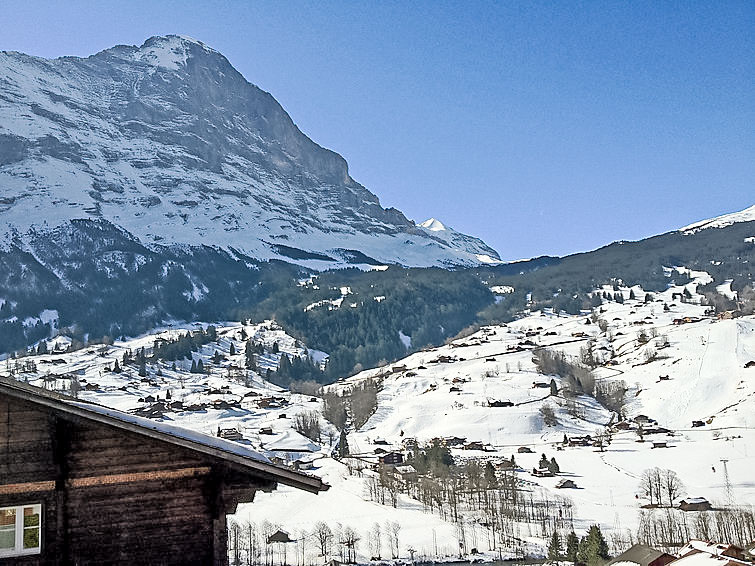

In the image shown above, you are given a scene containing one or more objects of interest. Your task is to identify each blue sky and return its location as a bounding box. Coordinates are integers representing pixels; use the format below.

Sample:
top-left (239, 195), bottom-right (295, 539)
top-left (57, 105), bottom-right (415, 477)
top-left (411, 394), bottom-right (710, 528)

top-left (2, 1), bottom-right (753, 260)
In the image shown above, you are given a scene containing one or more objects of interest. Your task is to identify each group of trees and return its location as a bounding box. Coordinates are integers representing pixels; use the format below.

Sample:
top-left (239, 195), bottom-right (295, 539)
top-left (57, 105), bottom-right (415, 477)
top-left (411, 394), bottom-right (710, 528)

top-left (548, 525), bottom-right (610, 566)
top-left (152, 326), bottom-right (218, 361)
top-left (225, 519), bottom-right (402, 566)
top-left (533, 347), bottom-right (595, 397)
top-left (635, 506), bottom-right (755, 553)
top-left (322, 378), bottom-right (381, 432)
top-left (360, 447), bottom-right (574, 559)
top-left (638, 468), bottom-right (686, 508)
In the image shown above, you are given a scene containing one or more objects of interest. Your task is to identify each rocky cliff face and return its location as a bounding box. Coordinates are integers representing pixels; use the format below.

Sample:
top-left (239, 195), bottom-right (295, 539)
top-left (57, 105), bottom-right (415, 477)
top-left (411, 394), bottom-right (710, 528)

top-left (0, 35), bottom-right (500, 267)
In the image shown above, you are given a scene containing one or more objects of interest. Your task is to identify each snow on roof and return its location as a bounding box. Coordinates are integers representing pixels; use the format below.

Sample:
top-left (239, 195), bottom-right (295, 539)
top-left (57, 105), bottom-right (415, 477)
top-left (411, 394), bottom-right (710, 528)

top-left (680, 497), bottom-right (709, 504)
top-left (672, 551), bottom-right (747, 566)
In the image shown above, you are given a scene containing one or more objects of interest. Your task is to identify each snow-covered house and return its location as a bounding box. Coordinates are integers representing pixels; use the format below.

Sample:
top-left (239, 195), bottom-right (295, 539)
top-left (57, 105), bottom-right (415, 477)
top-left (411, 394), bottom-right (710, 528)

top-left (606, 543), bottom-right (675, 566)
top-left (0, 378), bottom-right (327, 565)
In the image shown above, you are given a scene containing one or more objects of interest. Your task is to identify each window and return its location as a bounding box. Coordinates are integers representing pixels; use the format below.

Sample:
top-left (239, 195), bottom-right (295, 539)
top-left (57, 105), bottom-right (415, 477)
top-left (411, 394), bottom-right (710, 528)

top-left (0, 504), bottom-right (42, 557)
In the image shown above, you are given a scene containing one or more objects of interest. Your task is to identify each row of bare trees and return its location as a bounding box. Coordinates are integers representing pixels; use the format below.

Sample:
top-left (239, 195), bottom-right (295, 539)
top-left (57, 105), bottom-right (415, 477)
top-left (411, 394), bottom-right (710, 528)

top-left (635, 506), bottom-right (755, 553)
top-left (227, 519), bottom-right (390, 566)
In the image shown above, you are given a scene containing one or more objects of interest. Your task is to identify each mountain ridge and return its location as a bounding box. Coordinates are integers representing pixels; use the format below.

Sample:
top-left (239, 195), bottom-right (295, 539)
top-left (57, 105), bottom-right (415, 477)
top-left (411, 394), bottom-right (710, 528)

top-left (0, 34), bottom-right (500, 268)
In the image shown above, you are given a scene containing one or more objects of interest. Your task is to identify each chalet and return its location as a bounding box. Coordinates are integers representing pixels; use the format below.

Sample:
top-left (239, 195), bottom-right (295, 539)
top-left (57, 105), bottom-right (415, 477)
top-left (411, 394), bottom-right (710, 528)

top-left (488, 400), bottom-right (514, 408)
top-left (463, 441), bottom-right (485, 451)
top-left (217, 427), bottom-right (243, 441)
top-left (555, 479), bottom-right (577, 489)
top-left (496, 458), bottom-right (516, 471)
top-left (614, 421), bottom-right (632, 431)
top-left (393, 465), bottom-right (418, 480)
top-left (517, 446), bottom-right (534, 454)
top-left (568, 435), bottom-right (593, 447)
top-left (378, 452), bottom-right (404, 465)
top-left (0, 377), bottom-right (326, 565)
top-left (678, 497), bottom-right (712, 511)
top-left (692, 420), bottom-right (706, 428)
top-left (531, 467), bottom-right (554, 478)
top-left (606, 543), bottom-right (675, 566)
top-left (677, 540), bottom-right (747, 562)
top-left (443, 436), bottom-right (467, 447)
top-left (267, 529), bottom-right (295, 544)
top-left (651, 441), bottom-right (668, 449)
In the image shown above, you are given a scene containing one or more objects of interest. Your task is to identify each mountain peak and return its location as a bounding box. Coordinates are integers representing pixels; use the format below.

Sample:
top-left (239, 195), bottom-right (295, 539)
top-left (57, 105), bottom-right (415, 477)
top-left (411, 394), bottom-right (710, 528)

top-left (127, 35), bottom-right (217, 70)
top-left (0, 36), bottom-right (500, 268)
top-left (419, 218), bottom-right (447, 232)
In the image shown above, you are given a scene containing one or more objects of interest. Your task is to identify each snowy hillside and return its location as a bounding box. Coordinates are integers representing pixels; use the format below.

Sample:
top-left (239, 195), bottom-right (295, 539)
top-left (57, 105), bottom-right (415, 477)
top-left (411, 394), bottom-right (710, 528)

top-left (0, 35), bottom-right (499, 268)
top-left (5, 269), bottom-right (754, 563)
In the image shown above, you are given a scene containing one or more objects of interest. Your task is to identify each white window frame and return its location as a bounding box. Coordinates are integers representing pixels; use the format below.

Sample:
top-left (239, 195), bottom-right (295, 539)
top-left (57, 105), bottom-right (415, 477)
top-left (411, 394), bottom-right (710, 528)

top-left (0, 503), bottom-right (42, 557)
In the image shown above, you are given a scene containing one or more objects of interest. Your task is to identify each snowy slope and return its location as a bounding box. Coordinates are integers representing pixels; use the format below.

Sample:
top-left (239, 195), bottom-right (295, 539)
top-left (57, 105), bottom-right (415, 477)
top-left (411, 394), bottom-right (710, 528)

top-left (0, 35), bottom-right (499, 268)
top-left (680, 205), bottom-right (755, 234)
top-left (4, 278), bottom-right (754, 562)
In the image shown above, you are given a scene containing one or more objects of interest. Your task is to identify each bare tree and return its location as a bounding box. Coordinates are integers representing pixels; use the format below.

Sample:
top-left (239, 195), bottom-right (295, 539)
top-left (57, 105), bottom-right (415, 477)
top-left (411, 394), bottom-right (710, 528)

top-left (312, 521), bottom-right (333, 557)
top-left (662, 469), bottom-right (685, 507)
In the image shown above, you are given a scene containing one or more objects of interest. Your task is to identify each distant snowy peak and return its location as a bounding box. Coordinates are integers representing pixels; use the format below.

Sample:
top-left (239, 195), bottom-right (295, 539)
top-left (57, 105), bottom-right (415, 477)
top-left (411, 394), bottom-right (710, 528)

top-left (0, 35), bottom-right (499, 268)
top-left (418, 218), bottom-right (501, 263)
top-left (420, 218), bottom-right (447, 232)
top-left (680, 204), bottom-right (755, 234)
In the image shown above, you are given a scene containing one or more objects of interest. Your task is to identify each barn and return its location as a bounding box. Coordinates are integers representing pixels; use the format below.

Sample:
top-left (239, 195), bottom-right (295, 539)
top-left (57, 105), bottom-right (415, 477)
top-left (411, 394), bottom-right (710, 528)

top-left (0, 378), bottom-right (327, 565)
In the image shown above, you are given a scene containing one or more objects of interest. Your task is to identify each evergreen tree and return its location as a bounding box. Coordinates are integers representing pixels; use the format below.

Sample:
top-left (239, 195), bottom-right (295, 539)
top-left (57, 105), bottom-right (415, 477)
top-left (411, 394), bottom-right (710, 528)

top-left (113, 360), bottom-right (121, 373)
top-left (337, 430), bottom-right (349, 458)
top-left (629, 289), bottom-right (636, 300)
top-left (539, 453), bottom-right (549, 470)
top-left (548, 457), bottom-right (560, 474)
top-left (272, 341), bottom-right (279, 354)
top-left (579, 525), bottom-right (609, 566)
top-left (190, 359), bottom-right (197, 373)
top-left (138, 356), bottom-right (147, 377)
top-left (550, 378), bottom-right (558, 396)
top-left (229, 341), bottom-right (236, 356)
top-left (565, 531), bottom-right (579, 564)
top-left (197, 359), bottom-right (204, 374)
top-left (484, 461), bottom-right (498, 489)
top-left (548, 531), bottom-right (563, 562)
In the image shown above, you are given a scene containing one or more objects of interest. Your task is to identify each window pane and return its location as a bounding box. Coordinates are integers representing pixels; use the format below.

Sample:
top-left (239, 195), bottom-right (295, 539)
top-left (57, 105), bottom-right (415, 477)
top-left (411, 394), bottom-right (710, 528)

top-left (0, 509), bottom-right (15, 527)
top-left (23, 507), bottom-right (40, 528)
top-left (23, 526), bottom-right (40, 549)
top-left (0, 509), bottom-right (15, 550)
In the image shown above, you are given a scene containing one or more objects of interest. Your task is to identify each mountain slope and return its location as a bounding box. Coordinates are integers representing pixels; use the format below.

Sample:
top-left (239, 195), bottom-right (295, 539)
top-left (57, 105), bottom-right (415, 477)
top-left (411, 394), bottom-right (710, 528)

top-left (0, 35), bottom-right (499, 268)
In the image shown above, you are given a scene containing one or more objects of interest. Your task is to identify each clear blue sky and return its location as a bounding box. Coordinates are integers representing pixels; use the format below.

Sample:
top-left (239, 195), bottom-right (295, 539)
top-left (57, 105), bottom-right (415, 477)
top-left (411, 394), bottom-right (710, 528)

top-left (2, 1), bottom-right (753, 260)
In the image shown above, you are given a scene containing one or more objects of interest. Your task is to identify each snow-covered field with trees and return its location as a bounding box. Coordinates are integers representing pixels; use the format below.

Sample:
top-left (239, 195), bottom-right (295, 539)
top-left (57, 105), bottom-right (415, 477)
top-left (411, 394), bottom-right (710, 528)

top-left (3, 272), bottom-right (754, 564)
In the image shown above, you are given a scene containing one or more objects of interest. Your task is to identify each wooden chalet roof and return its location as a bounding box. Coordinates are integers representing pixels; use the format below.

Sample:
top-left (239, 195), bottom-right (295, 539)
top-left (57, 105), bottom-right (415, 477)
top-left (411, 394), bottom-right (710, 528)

top-left (607, 544), bottom-right (673, 566)
top-left (0, 377), bottom-right (328, 494)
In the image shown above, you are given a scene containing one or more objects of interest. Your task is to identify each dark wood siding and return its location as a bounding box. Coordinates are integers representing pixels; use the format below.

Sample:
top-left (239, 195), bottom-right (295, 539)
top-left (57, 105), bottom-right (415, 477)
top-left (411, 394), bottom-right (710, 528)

top-left (0, 392), bottom-right (270, 566)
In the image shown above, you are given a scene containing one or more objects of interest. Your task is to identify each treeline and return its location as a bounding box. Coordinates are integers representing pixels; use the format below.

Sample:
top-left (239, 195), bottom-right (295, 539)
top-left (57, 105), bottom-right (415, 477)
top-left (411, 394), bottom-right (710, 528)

top-left (635, 507), bottom-right (755, 553)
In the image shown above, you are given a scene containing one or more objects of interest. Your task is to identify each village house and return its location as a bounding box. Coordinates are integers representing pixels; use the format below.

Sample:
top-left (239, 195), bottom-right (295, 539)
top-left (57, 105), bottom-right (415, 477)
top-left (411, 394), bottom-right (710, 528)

top-left (0, 378), bottom-right (327, 565)
top-left (555, 478), bottom-right (577, 489)
top-left (606, 543), bottom-right (676, 566)
top-left (678, 497), bottom-right (712, 512)
top-left (378, 451), bottom-right (404, 466)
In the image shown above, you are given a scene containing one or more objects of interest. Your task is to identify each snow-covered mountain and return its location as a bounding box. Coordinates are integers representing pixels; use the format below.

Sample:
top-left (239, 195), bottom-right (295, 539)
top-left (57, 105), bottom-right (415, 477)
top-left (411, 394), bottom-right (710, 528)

top-left (680, 204), bottom-right (755, 234)
top-left (0, 35), bottom-right (500, 268)
top-left (418, 218), bottom-right (500, 263)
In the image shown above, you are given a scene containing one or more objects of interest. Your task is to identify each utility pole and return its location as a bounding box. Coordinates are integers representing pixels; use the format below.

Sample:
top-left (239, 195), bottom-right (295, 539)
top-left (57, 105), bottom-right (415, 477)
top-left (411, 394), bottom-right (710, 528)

top-left (720, 458), bottom-right (733, 506)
